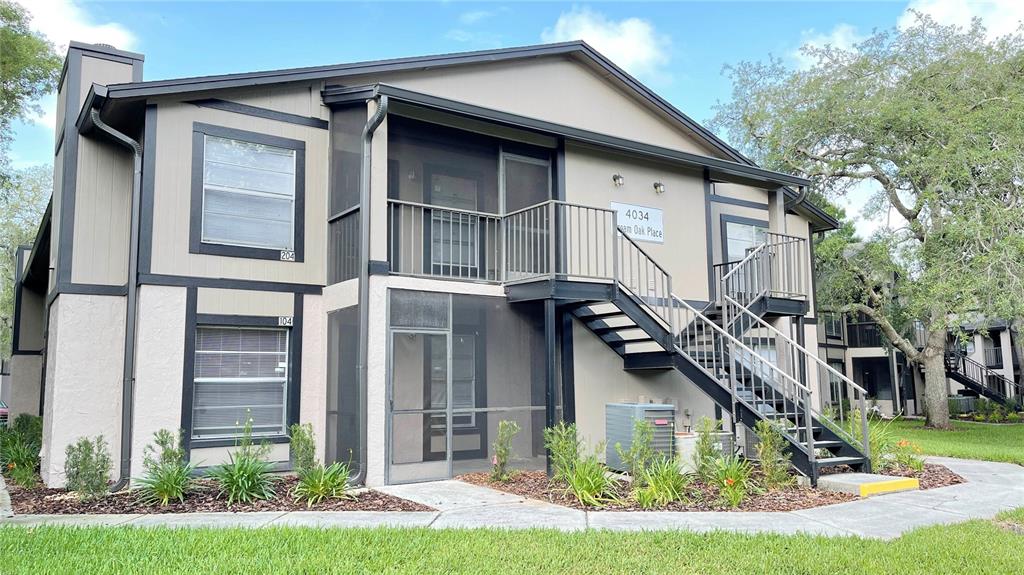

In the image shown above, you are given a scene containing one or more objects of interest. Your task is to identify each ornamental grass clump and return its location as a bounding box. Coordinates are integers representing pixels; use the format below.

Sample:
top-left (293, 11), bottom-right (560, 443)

top-left (564, 447), bottom-right (618, 507)
top-left (1, 414), bottom-right (43, 487)
top-left (207, 418), bottom-right (277, 506)
top-left (753, 419), bottom-right (794, 490)
top-left (490, 419), bottom-right (521, 482)
top-left (289, 423), bottom-right (352, 507)
top-left (135, 429), bottom-right (196, 506)
top-left (64, 435), bottom-right (112, 501)
top-left (633, 456), bottom-right (690, 509)
top-left (712, 455), bottom-right (754, 509)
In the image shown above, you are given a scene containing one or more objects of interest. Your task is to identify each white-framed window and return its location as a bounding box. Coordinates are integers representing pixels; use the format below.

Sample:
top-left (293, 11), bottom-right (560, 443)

top-left (201, 135), bottom-right (297, 251)
top-left (725, 220), bottom-right (768, 262)
top-left (191, 326), bottom-right (289, 440)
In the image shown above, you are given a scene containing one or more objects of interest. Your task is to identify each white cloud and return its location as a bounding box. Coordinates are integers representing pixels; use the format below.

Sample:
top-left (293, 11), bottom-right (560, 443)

top-left (899, 0), bottom-right (1024, 40)
top-left (792, 24), bottom-right (866, 69)
top-left (18, 0), bottom-right (137, 52)
top-left (459, 10), bottom-right (493, 25)
top-left (15, 0), bottom-right (136, 129)
top-left (541, 7), bottom-right (671, 81)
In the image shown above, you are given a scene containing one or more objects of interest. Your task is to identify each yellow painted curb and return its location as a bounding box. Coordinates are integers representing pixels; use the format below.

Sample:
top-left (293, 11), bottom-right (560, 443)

top-left (859, 477), bottom-right (919, 497)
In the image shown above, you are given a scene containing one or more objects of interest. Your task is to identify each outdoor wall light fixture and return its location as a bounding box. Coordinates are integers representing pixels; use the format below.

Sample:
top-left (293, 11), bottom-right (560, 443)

top-left (612, 173), bottom-right (625, 187)
top-left (653, 182), bottom-right (666, 194)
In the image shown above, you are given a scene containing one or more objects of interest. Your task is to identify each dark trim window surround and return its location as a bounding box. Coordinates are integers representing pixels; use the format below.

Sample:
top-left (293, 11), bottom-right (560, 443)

top-left (189, 122), bottom-right (306, 262)
top-left (181, 293), bottom-right (304, 451)
top-left (719, 214), bottom-right (768, 264)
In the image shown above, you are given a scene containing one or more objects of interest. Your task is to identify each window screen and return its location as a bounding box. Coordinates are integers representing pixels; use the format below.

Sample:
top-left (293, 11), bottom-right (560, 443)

top-left (725, 221), bottom-right (767, 262)
top-left (202, 135), bottom-right (296, 251)
top-left (192, 326), bottom-right (289, 439)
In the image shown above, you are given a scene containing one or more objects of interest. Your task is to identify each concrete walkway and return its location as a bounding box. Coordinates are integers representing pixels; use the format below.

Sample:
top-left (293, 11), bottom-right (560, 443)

top-left (2, 457), bottom-right (1023, 539)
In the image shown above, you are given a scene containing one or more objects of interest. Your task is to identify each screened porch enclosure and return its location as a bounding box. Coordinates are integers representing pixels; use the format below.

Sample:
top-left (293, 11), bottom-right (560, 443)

top-left (386, 116), bottom-right (554, 283)
top-left (386, 290), bottom-right (551, 484)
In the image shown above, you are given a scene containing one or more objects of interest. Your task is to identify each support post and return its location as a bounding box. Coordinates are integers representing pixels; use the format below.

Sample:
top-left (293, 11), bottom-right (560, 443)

top-left (544, 298), bottom-right (557, 476)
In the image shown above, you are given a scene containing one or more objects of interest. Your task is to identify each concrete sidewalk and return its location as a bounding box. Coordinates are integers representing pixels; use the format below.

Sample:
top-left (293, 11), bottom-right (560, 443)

top-left (2, 457), bottom-right (1022, 539)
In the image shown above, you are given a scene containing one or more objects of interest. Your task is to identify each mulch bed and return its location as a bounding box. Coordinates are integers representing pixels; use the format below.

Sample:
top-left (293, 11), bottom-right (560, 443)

top-left (819, 462), bottom-right (965, 490)
top-left (882, 463), bottom-right (965, 490)
top-left (458, 470), bottom-right (857, 512)
top-left (6, 476), bottom-right (433, 515)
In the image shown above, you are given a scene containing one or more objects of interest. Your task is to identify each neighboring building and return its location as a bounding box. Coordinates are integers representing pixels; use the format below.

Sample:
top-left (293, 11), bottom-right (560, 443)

top-left (816, 312), bottom-right (1021, 416)
top-left (9, 40), bottom-right (868, 489)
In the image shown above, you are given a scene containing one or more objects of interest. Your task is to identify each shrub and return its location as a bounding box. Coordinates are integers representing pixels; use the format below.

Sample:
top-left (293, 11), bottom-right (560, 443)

top-left (1, 415), bottom-right (42, 487)
top-left (753, 420), bottom-right (794, 490)
top-left (490, 420), bottom-right (521, 482)
top-left (289, 423), bottom-right (317, 474)
top-left (1007, 412), bottom-right (1021, 424)
top-left (564, 447), bottom-right (617, 507)
top-left (293, 462), bottom-right (352, 508)
top-left (973, 413), bottom-right (987, 422)
top-left (615, 418), bottom-right (655, 486)
top-left (633, 456), bottom-right (690, 508)
top-left (207, 417), bottom-right (277, 505)
top-left (543, 421), bottom-right (581, 483)
top-left (64, 436), bottom-right (112, 501)
top-left (11, 414), bottom-right (42, 446)
top-left (2, 434), bottom-right (40, 487)
top-left (843, 409), bottom-right (895, 472)
top-left (286, 423), bottom-right (353, 507)
top-left (893, 439), bottom-right (925, 472)
top-left (693, 417), bottom-right (724, 482)
top-left (712, 455), bottom-right (754, 508)
top-left (135, 429), bottom-right (196, 506)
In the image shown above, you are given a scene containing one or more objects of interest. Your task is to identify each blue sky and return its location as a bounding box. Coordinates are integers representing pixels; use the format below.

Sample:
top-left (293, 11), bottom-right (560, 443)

top-left (9, 0), bottom-right (1015, 177)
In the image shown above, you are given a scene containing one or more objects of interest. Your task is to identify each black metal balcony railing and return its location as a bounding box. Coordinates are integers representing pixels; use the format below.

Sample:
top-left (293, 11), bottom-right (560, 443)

top-left (984, 346), bottom-right (1004, 368)
top-left (848, 323), bottom-right (884, 348)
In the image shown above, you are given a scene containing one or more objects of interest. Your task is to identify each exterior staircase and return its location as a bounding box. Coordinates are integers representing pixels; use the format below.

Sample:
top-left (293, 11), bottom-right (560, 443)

top-left (502, 201), bottom-right (871, 485)
top-left (945, 350), bottom-right (1022, 406)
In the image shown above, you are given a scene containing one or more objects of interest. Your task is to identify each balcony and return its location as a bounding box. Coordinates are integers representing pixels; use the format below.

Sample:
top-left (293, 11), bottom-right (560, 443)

top-left (847, 323), bottom-right (884, 348)
top-left (984, 346), bottom-right (1004, 369)
top-left (386, 199), bottom-right (620, 285)
top-left (711, 232), bottom-right (811, 310)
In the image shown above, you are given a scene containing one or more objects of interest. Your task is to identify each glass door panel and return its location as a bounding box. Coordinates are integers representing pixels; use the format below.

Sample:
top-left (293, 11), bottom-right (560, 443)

top-left (389, 331), bottom-right (450, 483)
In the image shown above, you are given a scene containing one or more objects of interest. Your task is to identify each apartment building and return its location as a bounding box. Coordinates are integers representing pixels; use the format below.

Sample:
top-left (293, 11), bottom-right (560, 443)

top-left (817, 313), bottom-right (1021, 416)
top-left (7, 41), bottom-right (871, 489)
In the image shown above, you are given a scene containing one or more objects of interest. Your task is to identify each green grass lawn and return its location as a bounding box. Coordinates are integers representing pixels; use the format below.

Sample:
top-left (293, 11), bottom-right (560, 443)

top-left (890, 419), bottom-right (1024, 465)
top-left (1, 515), bottom-right (1022, 575)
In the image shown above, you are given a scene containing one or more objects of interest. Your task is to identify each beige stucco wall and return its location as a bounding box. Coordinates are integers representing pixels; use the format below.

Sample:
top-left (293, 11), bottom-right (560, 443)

top-left (323, 278), bottom-right (358, 312)
top-left (130, 285), bottom-right (187, 477)
top-left (345, 55), bottom-right (722, 158)
top-left (300, 294), bottom-right (327, 463)
top-left (191, 443), bottom-right (290, 468)
top-left (148, 101), bottom-right (328, 285)
top-left (571, 319), bottom-right (717, 453)
top-left (16, 289), bottom-right (45, 351)
top-left (40, 294), bottom-right (127, 487)
top-left (563, 143), bottom-right (710, 302)
top-left (7, 354), bottom-right (42, 419)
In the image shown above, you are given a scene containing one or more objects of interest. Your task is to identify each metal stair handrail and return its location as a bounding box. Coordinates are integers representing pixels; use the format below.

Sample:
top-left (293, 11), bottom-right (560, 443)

top-left (722, 293), bottom-right (871, 458)
top-left (947, 349), bottom-right (1022, 400)
top-left (669, 294), bottom-right (816, 459)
